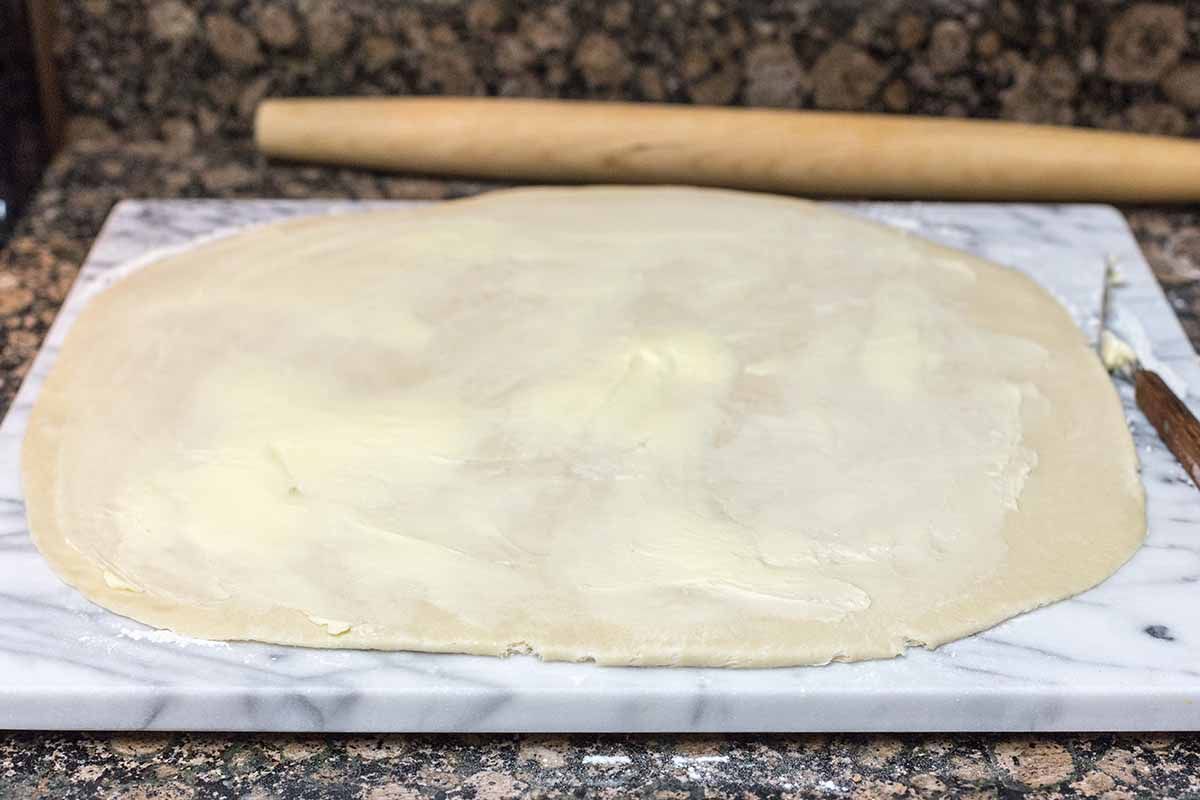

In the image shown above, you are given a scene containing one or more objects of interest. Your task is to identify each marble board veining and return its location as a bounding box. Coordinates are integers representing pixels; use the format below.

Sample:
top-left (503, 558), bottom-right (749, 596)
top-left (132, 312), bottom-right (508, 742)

top-left (1, 199), bottom-right (1198, 733)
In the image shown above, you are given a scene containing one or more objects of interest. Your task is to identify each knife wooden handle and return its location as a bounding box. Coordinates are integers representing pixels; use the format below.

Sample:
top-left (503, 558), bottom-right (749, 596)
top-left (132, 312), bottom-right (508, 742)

top-left (1136, 368), bottom-right (1200, 490)
top-left (256, 97), bottom-right (1200, 202)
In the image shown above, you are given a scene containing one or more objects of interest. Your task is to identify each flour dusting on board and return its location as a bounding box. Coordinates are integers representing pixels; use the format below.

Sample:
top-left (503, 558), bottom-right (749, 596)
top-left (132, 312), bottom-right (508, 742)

top-left (119, 627), bottom-right (229, 648)
top-left (77, 628), bottom-right (229, 654)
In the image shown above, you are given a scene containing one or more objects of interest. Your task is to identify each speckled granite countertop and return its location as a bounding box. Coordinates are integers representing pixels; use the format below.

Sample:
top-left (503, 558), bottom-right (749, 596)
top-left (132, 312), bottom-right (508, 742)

top-left (2, 136), bottom-right (1200, 799)
top-left (5, 731), bottom-right (1200, 798)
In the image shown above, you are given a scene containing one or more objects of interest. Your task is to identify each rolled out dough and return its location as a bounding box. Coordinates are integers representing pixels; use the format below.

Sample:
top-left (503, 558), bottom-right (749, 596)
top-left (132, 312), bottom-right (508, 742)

top-left (22, 187), bottom-right (1145, 666)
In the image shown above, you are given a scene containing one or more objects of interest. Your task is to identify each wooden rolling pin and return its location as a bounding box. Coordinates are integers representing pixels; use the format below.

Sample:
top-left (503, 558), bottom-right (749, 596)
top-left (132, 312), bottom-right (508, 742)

top-left (256, 97), bottom-right (1200, 202)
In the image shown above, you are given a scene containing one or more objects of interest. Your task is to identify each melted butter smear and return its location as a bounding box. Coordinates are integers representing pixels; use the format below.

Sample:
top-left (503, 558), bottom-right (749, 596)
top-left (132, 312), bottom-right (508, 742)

top-left (103, 296), bottom-right (1036, 636)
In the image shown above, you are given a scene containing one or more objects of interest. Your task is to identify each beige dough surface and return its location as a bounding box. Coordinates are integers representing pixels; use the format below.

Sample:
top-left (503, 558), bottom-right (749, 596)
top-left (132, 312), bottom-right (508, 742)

top-left (22, 187), bottom-right (1145, 667)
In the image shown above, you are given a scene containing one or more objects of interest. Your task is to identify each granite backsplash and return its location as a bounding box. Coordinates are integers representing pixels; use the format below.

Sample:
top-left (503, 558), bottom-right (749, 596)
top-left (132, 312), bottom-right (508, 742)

top-left (58, 0), bottom-right (1200, 148)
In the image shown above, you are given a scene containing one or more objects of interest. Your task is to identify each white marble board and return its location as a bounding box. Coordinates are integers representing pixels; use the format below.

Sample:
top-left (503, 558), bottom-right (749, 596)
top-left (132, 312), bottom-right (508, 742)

top-left (1, 199), bottom-right (1198, 733)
